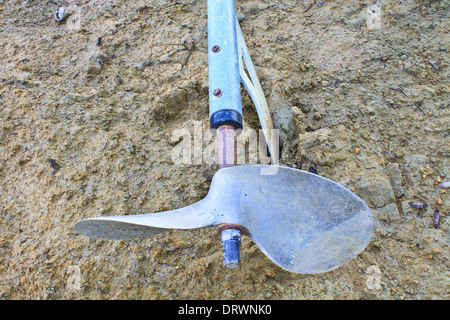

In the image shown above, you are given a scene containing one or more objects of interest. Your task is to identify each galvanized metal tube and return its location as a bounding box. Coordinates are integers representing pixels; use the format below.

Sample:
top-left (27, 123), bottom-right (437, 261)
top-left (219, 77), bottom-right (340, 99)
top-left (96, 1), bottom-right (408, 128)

top-left (208, 0), bottom-right (243, 129)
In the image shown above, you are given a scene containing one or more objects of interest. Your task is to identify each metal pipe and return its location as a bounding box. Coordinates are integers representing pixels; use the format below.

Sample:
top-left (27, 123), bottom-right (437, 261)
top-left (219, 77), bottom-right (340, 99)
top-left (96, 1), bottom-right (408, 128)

top-left (208, 0), bottom-right (243, 130)
top-left (208, 0), bottom-right (243, 269)
top-left (216, 124), bottom-right (241, 269)
top-left (217, 125), bottom-right (237, 169)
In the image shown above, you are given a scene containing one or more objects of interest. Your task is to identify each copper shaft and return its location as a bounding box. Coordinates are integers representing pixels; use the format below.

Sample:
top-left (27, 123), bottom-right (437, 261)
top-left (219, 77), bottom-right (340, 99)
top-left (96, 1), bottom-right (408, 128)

top-left (216, 124), bottom-right (237, 169)
top-left (216, 124), bottom-right (241, 269)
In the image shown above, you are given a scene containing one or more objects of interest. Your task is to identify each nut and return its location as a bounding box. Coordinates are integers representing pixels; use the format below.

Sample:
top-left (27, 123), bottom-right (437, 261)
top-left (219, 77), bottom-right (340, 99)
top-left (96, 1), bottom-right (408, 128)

top-left (213, 88), bottom-right (223, 97)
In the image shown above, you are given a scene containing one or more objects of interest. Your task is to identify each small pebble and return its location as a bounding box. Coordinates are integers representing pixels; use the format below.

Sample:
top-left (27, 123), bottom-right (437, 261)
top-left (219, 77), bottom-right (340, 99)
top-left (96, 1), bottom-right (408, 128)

top-left (265, 269), bottom-right (276, 278)
top-left (433, 210), bottom-right (440, 228)
top-left (438, 182), bottom-right (450, 189)
top-left (429, 60), bottom-right (438, 70)
top-left (355, 147), bottom-right (361, 154)
top-left (55, 7), bottom-right (67, 22)
top-left (123, 142), bottom-right (135, 154)
top-left (408, 201), bottom-right (428, 209)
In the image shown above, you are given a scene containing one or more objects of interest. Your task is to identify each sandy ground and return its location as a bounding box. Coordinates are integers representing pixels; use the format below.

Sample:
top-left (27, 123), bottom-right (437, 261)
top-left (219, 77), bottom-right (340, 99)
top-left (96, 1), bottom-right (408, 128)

top-left (0, 0), bottom-right (448, 299)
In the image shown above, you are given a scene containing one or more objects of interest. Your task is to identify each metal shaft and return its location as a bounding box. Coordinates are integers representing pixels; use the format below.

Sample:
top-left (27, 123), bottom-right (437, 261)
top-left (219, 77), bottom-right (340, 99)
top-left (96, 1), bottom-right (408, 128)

top-left (208, 0), bottom-right (243, 130)
top-left (217, 125), bottom-right (237, 169)
top-left (207, 0), bottom-right (243, 269)
top-left (216, 125), bottom-right (241, 268)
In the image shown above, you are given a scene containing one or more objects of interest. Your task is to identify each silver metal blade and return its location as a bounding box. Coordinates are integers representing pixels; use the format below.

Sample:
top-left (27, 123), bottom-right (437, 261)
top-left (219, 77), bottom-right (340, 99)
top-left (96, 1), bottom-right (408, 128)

top-left (227, 166), bottom-right (374, 274)
top-left (74, 165), bottom-right (373, 274)
top-left (74, 197), bottom-right (225, 240)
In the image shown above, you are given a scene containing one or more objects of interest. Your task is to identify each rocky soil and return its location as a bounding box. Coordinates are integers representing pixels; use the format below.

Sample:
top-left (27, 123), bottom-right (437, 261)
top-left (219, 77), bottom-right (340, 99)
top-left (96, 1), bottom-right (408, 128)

top-left (0, 0), bottom-right (448, 299)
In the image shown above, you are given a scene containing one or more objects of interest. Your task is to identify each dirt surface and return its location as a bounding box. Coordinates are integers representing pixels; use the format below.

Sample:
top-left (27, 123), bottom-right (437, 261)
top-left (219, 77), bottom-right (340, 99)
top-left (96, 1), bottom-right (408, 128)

top-left (0, 0), bottom-right (448, 300)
